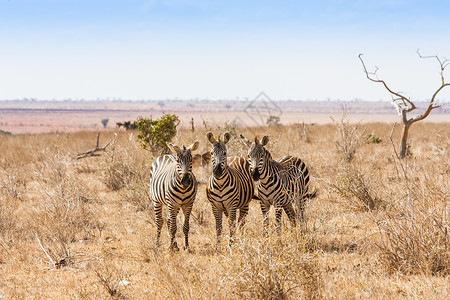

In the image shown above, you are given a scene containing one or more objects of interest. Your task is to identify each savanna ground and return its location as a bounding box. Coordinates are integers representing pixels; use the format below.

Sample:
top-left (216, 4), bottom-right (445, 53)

top-left (0, 119), bottom-right (448, 299)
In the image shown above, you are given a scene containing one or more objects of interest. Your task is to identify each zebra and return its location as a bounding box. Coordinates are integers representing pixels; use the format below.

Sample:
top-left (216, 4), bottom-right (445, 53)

top-left (240, 134), bottom-right (313, 229)
top-left (206, 132), bottom-right (255, 242)
top-left (149, 142), bottom-right (199, 251)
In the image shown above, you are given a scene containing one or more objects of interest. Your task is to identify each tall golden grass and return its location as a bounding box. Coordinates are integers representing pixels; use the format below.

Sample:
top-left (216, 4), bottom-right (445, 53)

top-left (0, 120), bottom-right (448, 299)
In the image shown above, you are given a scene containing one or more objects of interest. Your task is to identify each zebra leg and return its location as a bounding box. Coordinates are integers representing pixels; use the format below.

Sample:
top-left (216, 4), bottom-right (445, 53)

top-left (168, 205), bottom-right (180, 251)
top-left (167, 213), bottom-right (171, 230)
top-left (284, 203), bottom-right (297, 228)
top-left (237, 205), bottom-right (249, 231)
top-left (228, 206), bottom-right (237, 244)
top-left (295, 198), bottom-right (305, 223)
top-left (260, 201), bottom-right (271, 230)
top-left (154, 202), bottom-right (163, 247)
top-left (275, 207), bottom-right (283, 233)
top-left (181, 203), bottom-right (193, 251)
top-left (211, 205), bottom-right (223, 243)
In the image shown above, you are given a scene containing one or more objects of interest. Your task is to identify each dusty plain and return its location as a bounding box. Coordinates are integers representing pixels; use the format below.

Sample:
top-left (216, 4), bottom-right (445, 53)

top-left (0, 99), bottom-right (449, 299)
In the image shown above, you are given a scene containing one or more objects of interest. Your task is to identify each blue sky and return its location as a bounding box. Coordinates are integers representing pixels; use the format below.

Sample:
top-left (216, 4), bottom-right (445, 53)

top-left (1, 0), bottom-right (449, 101)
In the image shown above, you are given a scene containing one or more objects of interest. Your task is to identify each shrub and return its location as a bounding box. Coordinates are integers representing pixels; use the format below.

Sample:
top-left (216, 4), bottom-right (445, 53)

top-left (101, 135), bottom-right (151, 201)
top-left (296, 122), bottom-right (312, 143)
top-left (366, 133), bottom-right (382, 144)
top-left (122, 179), bottom-right (152, 213)
top-left (220, 231), bottom-right (322, 299)
top-left (32, 156), bottom-right (99, 267)
top-left (331, 106), bottom-right (365, 162)
top-left (374, 166), bottom-right (449, 275)
top-left (101, 147), bottom-right (136, 191)
top-left (331, 164), bottom-right (383, 211)
top-left (93, 259), bottom-right (128, 298)
top-left (135, 114), bottom-right (180, 155)
top-left (116, 121), bottom-right (137, 130)
top-left (266, 115), bottom-right (281, 126)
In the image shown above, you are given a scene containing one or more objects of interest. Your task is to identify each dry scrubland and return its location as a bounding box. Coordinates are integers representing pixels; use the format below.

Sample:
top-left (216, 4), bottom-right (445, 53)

top-left (0, 121), bottom-right (448, 299)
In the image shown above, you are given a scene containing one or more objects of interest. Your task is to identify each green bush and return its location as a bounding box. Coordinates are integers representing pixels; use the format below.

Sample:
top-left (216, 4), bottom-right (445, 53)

top-left (116, 121), bottom-right (137, 130)
top-left (366, 133), bottom-right (382, 144)
top-left (0, 129), bottom-right (12, 135)
top-left (135, 114), bottom-right (180, 155)
top-left (266, 115), bottom-right (280, 126)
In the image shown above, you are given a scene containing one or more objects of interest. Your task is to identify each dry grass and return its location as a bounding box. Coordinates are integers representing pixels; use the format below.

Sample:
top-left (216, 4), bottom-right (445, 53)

top-left (0, 121), bottom-right (448, 299)
top-left (331, 106), bottom-right (366, 163)
top-left (329, 163), bottom-right (384, 211)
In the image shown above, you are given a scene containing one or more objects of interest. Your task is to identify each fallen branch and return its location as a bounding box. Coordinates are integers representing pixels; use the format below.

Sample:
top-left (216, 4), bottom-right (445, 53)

top-left (76, 133), bottom-right (118, 160)
top-left (35, 233), bottom-right (56, 269)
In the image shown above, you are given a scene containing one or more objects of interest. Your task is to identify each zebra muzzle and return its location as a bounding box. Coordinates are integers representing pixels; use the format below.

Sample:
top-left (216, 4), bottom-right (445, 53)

top-left (213, 165), bottom-right (223, 176)
top-left (181, 173), bottom-right (191, 187)
top-left (252, 168), bottom-right (260, 181)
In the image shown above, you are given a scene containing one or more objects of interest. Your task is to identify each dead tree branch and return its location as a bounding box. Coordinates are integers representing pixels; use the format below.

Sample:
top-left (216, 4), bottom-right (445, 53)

top-left (359, 53), bottom-right (417, 118)
top-left (410, 49), bottom-right (448, 124)
top-left (76, 133), bottom-right (118, 160)
top-left (359, 51), bottom-right (449, 158)
top-left (416, 49), bottom-right (449, 86)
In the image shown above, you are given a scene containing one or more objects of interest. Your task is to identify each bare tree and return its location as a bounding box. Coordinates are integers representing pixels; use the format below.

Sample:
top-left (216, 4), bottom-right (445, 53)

top-left (359, 50), bottom-right (448, 158)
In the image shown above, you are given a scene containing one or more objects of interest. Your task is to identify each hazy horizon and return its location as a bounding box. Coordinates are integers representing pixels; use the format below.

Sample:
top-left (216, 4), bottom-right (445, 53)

top-left (1, 97), bottom-right (450, 104)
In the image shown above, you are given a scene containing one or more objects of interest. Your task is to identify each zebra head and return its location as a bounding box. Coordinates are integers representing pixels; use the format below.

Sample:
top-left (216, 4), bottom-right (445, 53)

top-left (168, 141), bottom-right (199, 188)
top-left (240, 134), bottom-right (270, 181)
top-left (207, 132), bottom-right (230, 177)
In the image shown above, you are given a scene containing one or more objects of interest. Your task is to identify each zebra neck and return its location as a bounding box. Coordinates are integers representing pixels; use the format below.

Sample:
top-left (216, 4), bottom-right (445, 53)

top-left (171, 170), bottom-right (187, 186)
top-left (212, 166), bottom-right (231, 186)
top-left (259, 159), bottom-right (279, 185)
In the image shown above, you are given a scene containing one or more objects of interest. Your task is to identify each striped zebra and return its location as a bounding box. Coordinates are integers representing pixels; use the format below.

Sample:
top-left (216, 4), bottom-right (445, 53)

top-left (149, 142), bottom-right (199, 251)
top-left (240, 134), bottom-right (312, 229)
top-left (206, 132), bottom-right (254, 242)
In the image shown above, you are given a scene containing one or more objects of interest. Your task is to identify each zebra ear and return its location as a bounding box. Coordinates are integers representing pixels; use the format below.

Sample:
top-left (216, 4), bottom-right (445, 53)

top-left (240, 133), bottom-right (251, 147)
top-left (188, 141), bottom-right (199, 152)
top-left (260, 136), bottom-right (269, 146)
top-left (222, 132), bottom-right (231, 144)
top-left (167, 143), bottom-right (180, 153)
top-left (206, 132), bottom-right (216, 144)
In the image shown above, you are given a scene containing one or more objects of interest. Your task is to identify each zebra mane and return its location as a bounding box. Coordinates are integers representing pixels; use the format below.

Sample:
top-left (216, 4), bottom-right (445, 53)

top-left (262, 145), bottom-right (273, 160)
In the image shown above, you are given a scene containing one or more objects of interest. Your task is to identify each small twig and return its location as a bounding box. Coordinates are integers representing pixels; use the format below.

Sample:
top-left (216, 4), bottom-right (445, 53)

top-left (35, 233), bottom-right (56, 269)
top-left (0, 237), bottom-right (12, 257)
top-left (76, 133), bottom-right (118, 159)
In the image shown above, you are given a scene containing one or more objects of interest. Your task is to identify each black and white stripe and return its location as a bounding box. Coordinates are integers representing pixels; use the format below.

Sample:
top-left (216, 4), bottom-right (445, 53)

top-left (150, 142), bottom-right (199, 251)
top-left (206, 132), bottom-right (254, 241)
top-left (240, 134), bottom-right (312, 229)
